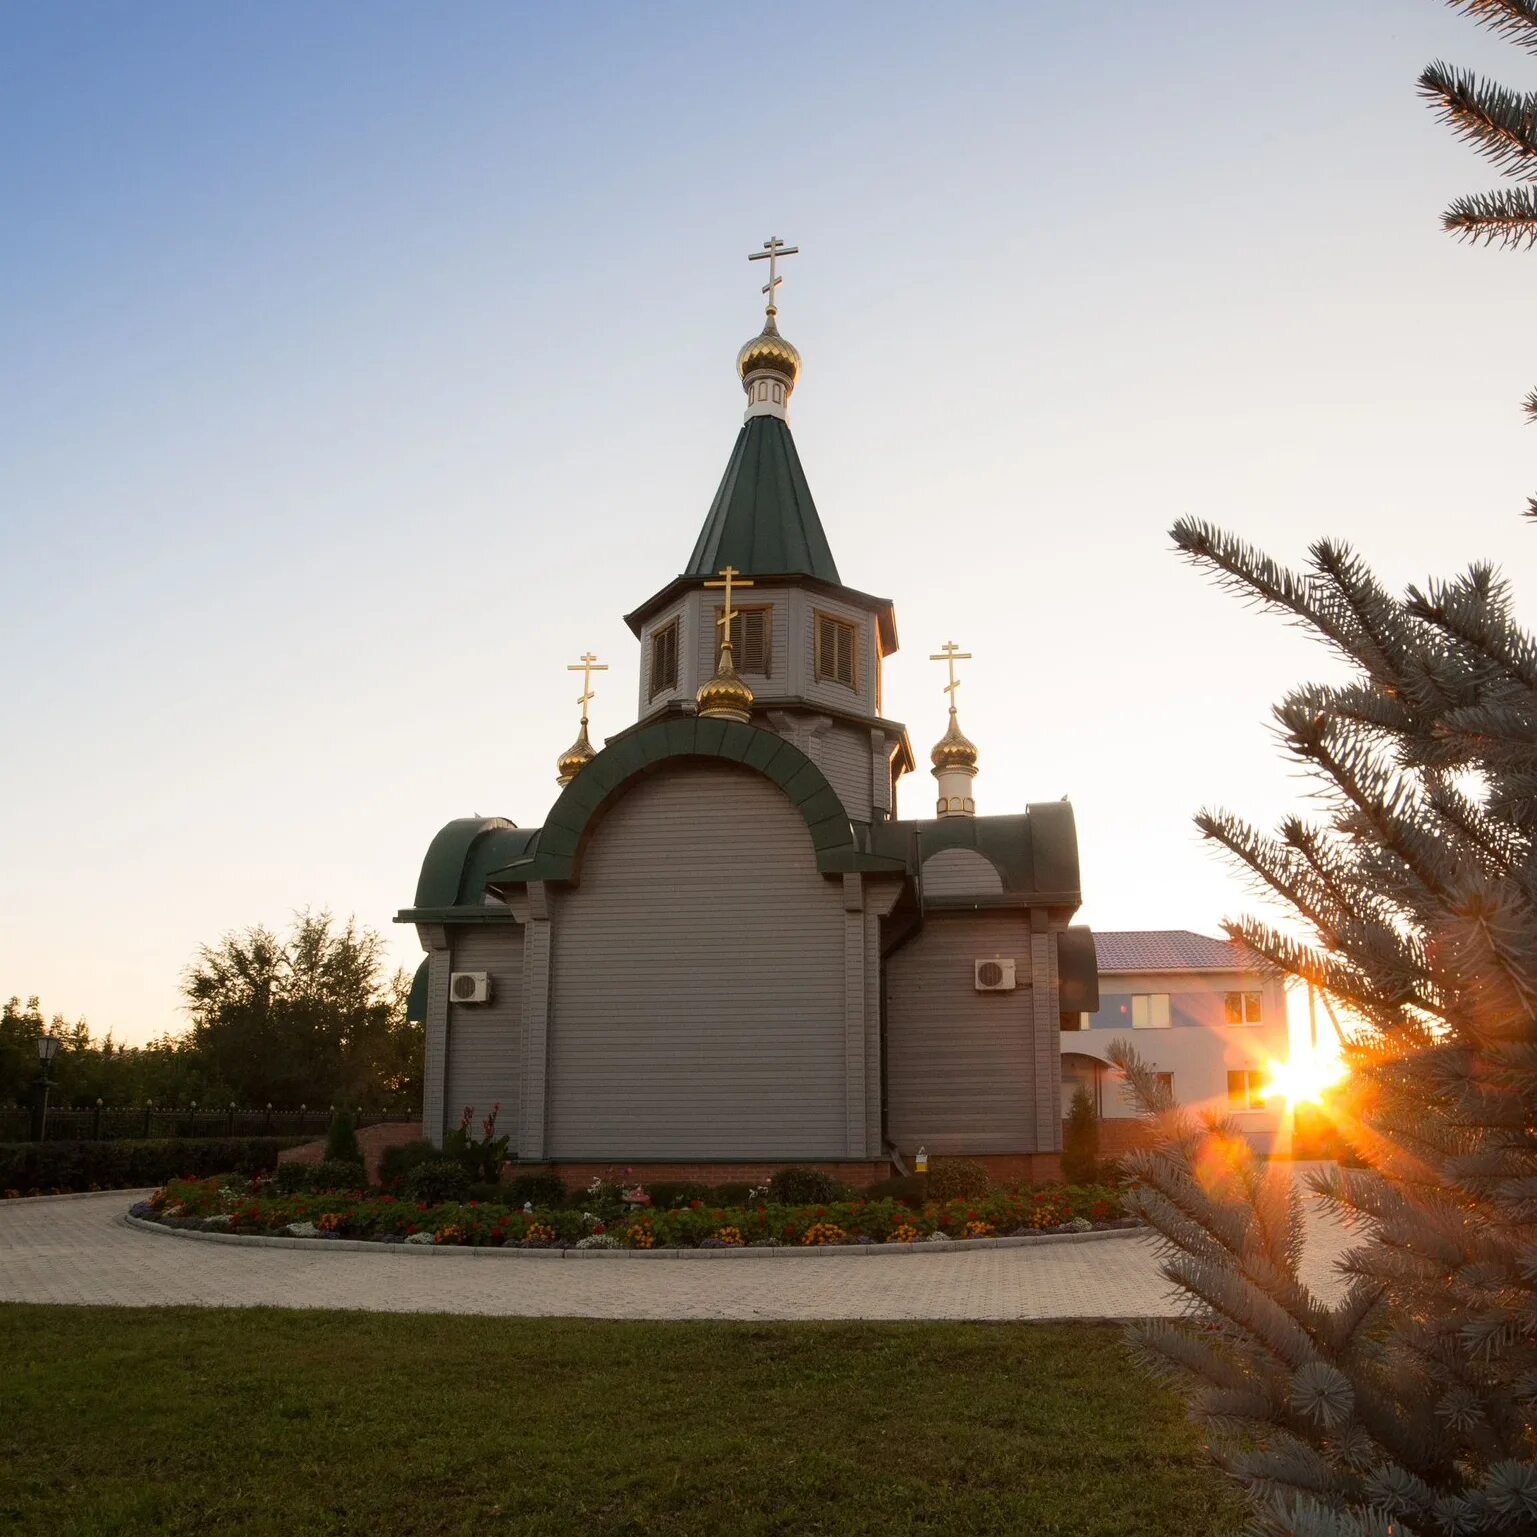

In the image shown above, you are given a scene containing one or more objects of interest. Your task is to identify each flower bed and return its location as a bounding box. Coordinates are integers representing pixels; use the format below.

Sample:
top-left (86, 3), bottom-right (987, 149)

top-left (131, 1174), bottom-right (1134, 1250)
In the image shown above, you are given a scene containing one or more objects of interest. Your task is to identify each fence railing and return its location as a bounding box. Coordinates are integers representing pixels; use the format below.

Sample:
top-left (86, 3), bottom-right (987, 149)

top-left (0, 1106), bottom-right (418, 1144)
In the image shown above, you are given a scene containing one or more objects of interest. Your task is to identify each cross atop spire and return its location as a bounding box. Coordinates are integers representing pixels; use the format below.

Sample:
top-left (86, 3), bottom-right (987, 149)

top-left (567, 651), bottom-right (608, 724)
top-left (748, 235), bottom-right (799, 322)
top-left (929, 641), bottom-right (973, 715)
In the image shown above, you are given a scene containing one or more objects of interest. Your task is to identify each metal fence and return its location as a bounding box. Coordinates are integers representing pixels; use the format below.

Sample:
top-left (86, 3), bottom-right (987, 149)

top-left (0, 1105), bottom-right (417, 1144)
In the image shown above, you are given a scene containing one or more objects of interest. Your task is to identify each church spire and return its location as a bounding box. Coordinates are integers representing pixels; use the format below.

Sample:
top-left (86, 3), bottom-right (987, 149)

top-left (929, 641), bottom-right (978, 817)
top-left (683, 235), bottom-right (839, 585)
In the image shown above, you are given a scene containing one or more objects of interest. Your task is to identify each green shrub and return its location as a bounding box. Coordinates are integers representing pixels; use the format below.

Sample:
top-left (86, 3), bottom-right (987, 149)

top-left (377, 1138), bottom-right (437, 1188)
top-left (867, 1175), bottom-right (928, 1208)
top-left (274, 1160), bottom-right (316, 1194)
top-left (0, 1138), bottom-right (306, 1196)
top-left (404, 1159), bottom-right (470, 1205)
top-left (505, 1172), bottom-right (566, 1210)
top-left (711, 1183), bottom-right (753, 1207)
top-left (309, 1158), bottom-right (366, 1191)
top-left (645, 1181), bottom-right (714, 1210)
top-left (324, 1111), bottom-right (362, 1165)
top-left (766, 1167), bottom-right (849, 1206)
top-left (1062, 1086), bottom-right (1101, 1186)
top-left (926, 1158), bottom-right (991, 1201)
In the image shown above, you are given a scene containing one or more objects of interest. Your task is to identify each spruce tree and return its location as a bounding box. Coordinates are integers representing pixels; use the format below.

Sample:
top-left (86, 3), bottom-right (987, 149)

top-left (1419, 0), bottom-right (1537, 507)
top-left (1109, 526), bottom-right (1537, 1537)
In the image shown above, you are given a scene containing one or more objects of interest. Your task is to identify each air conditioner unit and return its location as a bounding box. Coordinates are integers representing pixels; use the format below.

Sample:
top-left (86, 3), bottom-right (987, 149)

top-left (974, 958), bottom-right (1017, 992)
top-left (450, 971), bottom-right (491, 1004)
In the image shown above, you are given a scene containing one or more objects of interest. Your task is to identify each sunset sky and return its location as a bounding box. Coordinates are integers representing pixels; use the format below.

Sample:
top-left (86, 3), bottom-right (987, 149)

top-left (4, 1), bottom-right (1535, 1044)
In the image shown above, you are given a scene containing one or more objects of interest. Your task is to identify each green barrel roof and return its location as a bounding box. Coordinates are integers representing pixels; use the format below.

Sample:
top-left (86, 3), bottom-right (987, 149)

top-left (685, 415), bottom-right (839, 583)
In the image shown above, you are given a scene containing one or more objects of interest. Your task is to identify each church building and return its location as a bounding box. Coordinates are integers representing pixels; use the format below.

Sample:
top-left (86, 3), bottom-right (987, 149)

top-left (398, 240), bottom-right (1099, 1185)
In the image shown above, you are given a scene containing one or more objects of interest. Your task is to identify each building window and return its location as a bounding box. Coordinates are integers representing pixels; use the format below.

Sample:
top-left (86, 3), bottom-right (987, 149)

top-left (1155, 1071), bottom-right (1174, 1097)
top-left (1227, 1070), bottom-right (1269, 1111)
top-left (1131, 994), bottom-right (1171, 1029)
top-left (715, 605), bottom-right (772, 675)
top-left (1224, 991), bottom-right (1263, 1024)
top-left (815, 613), bottom-right (857, 689)
top-left (649, 621), bottom-right (679, 699)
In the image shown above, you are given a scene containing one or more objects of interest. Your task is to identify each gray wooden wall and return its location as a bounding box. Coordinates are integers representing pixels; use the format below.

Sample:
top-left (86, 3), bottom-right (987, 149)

top-left (884, 911), bottom-right (1043, 1155)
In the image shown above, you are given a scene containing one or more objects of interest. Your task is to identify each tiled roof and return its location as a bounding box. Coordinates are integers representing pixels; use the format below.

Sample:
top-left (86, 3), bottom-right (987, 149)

top-left (1094, 929), bottom-right (1267, 974)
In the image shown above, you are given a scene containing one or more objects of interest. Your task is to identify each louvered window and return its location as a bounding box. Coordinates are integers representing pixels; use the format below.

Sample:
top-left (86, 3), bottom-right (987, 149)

top-left (716, 606), bottom-right (771, 675)
top-left (649, 621), bottom-right (679, 699)
top-left (815, 614), bottom-right (857, 689)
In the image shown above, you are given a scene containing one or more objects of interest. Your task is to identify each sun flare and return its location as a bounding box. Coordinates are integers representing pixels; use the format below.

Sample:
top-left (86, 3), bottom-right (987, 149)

top-left (1265, 1052), bottom-right (1346, 1107)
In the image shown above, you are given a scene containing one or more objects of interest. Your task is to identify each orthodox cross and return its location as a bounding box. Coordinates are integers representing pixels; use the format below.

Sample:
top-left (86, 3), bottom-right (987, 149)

top-left (929, 641), bottom-right (972, 713)
top-left (567, 651), bottom-right (608, 722)
top-left (704, 566), bottom-right (755, 663)
top-left (748, 235), bottom-right (799, 319)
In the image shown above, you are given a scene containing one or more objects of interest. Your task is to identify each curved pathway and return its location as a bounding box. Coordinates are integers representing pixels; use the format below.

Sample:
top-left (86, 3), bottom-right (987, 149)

top-left (0, 1183), bottom-right (1353, 1320)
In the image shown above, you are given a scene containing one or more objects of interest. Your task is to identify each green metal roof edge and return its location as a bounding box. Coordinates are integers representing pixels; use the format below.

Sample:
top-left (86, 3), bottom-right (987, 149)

top-left (394, 906), bottom-right (520, 925)
top-left (406, 958), bottom-right (430, 1022)
top-left (413, 817), bottom-right (520, 908)
top-left (483, 717), bottom-right (860, 887)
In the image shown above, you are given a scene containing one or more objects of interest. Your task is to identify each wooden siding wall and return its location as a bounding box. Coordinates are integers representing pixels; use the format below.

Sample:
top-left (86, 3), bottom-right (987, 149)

top-left (921, 848), bottom-right (1004, 900)
top-left (813, 720), bottom-right (875, 823)
top-left (884, 911), bottom-right (1043, 1154)
top-left (445, 926), bottom-right (524, 1143)
top-left (545, 762), bottom-right (852, 1158)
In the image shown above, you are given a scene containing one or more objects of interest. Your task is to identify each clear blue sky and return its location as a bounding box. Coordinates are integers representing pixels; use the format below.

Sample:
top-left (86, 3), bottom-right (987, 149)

top-left (3, 1), bottom-right (1533, 1043)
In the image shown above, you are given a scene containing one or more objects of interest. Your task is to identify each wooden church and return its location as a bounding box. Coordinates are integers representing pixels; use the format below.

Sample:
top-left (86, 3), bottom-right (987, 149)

top-left (398, 240), bottom-right (1099, 1185)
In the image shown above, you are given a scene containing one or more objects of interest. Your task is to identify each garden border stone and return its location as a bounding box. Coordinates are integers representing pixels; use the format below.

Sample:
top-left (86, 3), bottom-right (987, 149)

top-left (123, 1211), bottom-right (1143, 1258)
top-left (4, 1186), bottom-right (159, 1205)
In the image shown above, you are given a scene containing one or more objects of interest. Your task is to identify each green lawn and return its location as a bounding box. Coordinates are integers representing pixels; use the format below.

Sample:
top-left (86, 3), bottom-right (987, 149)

top-left (0, 1306), bottom-right (1242, 1536)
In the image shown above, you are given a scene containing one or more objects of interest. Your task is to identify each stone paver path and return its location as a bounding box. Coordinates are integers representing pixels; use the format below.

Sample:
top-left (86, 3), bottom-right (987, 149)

top-left (0, 1186), bottom-right (1354, 1320)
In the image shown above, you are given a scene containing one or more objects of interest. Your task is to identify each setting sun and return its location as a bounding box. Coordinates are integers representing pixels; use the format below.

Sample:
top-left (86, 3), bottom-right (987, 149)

top-left (1265, 1051), bottom-right (1347, 1108)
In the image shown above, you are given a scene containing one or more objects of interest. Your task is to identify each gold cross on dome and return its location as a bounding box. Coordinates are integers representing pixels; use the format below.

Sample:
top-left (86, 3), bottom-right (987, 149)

top-left (704, 566), bottom-right (755, 660)
top-left (566, 651), bottom-right (608, 721)
top-left (929, 641), bottom-right (972, 709)
top-left (748, 235), bottom-right (799, 319)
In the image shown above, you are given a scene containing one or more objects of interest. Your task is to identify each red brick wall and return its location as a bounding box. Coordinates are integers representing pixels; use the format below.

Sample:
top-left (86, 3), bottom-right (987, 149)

top-left (513, 1160), bottom-right (893, 1190)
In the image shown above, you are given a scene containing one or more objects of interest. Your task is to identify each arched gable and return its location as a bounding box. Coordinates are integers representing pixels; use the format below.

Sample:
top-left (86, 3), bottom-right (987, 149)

top-left (488, 717), bottom-right (858, 888)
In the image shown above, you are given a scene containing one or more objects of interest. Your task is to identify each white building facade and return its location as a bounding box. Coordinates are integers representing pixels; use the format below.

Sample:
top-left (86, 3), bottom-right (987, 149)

top-left (1061, 930), bottom-right (1293, 1155)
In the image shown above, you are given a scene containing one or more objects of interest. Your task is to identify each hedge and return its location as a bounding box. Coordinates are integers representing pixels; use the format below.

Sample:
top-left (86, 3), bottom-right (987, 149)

top-left (0, 1137), bottom-right (310, 1197)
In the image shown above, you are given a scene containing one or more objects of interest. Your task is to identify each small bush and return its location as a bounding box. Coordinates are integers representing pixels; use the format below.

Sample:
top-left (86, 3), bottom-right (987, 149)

top-left (926, 1159), bottom-right (991, 1202)
top-left (645, 1181), bottom-right (714, 1210)
top-left (324, 1111), bottom-right (362, 1166)
top-left (1062, 1086), bottom-right (1101, 1185)
top-left (273, 1161), bottom-right (316, 1194)
top-left (766, 1167), bottom-right (849, 1206)
top-left (711, 1183), bottom-right (753, 1207)
top-left (404, 1159), bottom-right (470, 1205)
top-left (867, 1175), bottom-right (928, 1208)
top-left (377, 1139), bottom-right (437, 1188)
top-left (309, 1158), bottom-right (366, 1191)
top-left (505, 1173), bottom-right (566, 1210)
top-left (0, 1137), bottom-right (306, 1196)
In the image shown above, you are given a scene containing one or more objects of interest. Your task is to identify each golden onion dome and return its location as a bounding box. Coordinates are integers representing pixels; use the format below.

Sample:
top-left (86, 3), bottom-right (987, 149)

top-left (736, 316), bottom-right (801, 390)
top-left (556, 721), bottom-right (596, 786)
top-left (697, 647), bottom-right (755, 724)
top-left (930, 710), bottom-right (979, 773)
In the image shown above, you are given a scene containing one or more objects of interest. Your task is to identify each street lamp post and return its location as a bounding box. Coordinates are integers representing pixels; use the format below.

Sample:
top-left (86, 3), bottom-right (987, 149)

top-left (30, 1034), bottom-right (61, 1142)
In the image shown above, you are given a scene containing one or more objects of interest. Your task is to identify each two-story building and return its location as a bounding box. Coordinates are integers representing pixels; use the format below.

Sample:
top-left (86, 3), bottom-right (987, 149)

top-left (1061, 929), bottom-right (1292, 1154)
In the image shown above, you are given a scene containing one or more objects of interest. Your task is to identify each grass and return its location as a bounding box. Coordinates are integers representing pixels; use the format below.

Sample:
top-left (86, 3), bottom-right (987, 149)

top-left (0, 1306), bottom-right (1243, 1536)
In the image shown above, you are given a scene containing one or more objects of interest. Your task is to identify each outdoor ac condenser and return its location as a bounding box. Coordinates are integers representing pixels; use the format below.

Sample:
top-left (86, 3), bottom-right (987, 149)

top-left (449, 971), bottom-right (491, 1004)
top-left (973, 958), bottom-right (1017, 992)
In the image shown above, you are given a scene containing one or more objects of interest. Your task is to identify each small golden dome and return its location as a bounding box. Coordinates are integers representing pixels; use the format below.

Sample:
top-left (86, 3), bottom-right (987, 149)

top-left (556, 721), bottom-right (596, 786)
top-left (930, 710), bottom-right (978, 774)
top-left (697, 646), bottom-right (755, 724)
top-left (736, 317), bottom-right (801, 390)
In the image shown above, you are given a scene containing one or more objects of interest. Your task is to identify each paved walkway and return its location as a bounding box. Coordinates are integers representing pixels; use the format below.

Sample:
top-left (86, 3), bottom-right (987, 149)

top-left (0, 1186), bottom-right (1354, 1320)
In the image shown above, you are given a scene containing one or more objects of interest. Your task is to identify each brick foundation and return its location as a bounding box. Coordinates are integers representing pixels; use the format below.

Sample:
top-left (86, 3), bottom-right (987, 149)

top-left (510, 1160), bottom-right (895, 1190)
top-left (276, 1121), bottom-right (424, 1184)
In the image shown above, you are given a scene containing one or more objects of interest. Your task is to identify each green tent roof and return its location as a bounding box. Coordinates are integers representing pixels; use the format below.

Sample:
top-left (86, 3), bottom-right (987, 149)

top-left (685, 415), bottom-right (839, 583)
